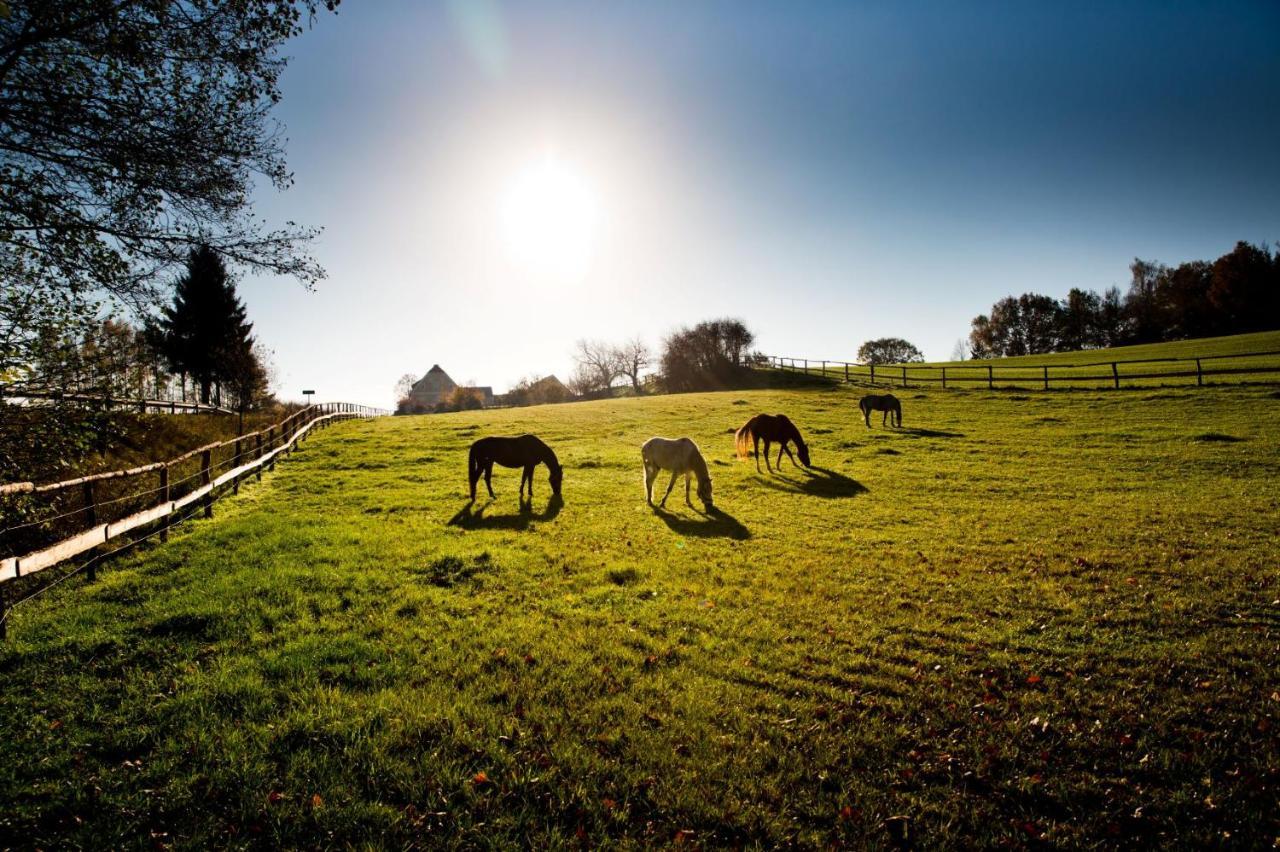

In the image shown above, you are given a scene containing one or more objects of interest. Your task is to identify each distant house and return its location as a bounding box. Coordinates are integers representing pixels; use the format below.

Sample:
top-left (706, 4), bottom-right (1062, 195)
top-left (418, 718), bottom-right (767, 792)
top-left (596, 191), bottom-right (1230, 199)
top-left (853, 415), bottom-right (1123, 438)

top-left (495, 374), bottom-right (569, 407)
top-left (525, 374), bottom-right (568, 403)
top-left (408, 365), bottom-right (494, 409)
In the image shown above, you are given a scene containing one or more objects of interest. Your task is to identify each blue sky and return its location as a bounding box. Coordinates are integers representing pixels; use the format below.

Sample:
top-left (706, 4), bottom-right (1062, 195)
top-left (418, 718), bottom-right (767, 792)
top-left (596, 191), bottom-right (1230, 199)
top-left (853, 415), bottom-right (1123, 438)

top-left (238, 0), bottom-right (1280, 405)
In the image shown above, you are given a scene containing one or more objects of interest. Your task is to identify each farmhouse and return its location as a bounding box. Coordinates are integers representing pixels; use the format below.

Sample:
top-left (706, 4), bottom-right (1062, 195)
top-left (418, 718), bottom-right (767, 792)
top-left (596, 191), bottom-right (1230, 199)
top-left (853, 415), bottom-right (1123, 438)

top-left (408, 365), bottom-right (494, 409)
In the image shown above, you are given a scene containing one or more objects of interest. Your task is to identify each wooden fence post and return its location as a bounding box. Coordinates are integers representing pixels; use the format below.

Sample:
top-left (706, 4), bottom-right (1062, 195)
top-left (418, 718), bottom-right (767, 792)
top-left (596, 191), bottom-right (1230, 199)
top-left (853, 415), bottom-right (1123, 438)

top-left (1111, 362), bottom-right (1119, 390)
top-left (268, 428), bottom-right (276, 471)
top-left (83, 481), bottom-right (97, 527)
top-left (821, 360), bottom-right (827, 377)
top-left (233, 438), bottom-right (242, 494)
top-left (870, 364), bottom-right (876, 386)
top-left (987, 365), bottom-right (993, 390)
top-left (256, 434), bottom-right (264, 481)
top-left (83, 481), bottom-right (98, 581)
top-left (1196, 358), bottom-right (1203, 386)
top-left (1043, 366), bottom-right (1049, 391)
top-left (941, 367), bottom-right (947, 389)
top-left (901, 366), bottom-right (908, 388)
top-left (844, 362), bottom-right (849, 382)
top-left (159, 466), bottom-right (170, 543)
top-left (804, 359), bottom-right (809, 375)
top-left (201, 449), bottom-right (212, 519)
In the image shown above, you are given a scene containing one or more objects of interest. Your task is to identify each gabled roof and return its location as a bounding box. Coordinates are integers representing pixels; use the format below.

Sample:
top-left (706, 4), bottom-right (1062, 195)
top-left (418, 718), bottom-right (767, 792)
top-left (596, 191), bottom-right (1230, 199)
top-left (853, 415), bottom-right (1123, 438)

top-left (412, 364), bottom-right (456, 392)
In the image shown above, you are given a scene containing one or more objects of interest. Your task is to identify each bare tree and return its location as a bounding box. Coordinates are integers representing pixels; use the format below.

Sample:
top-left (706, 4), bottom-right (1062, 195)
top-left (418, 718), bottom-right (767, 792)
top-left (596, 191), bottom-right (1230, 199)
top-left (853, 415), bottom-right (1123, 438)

top-left (566, 365), bottom-right (602, 399)
top-left (614, 338), bottom-right (652, 393)
top-left (572, 339), bottom-right (620, 395)
top-left (949, 339), bottom-right (968, 362)
top-left (394, 373), bottom-right (417, 401)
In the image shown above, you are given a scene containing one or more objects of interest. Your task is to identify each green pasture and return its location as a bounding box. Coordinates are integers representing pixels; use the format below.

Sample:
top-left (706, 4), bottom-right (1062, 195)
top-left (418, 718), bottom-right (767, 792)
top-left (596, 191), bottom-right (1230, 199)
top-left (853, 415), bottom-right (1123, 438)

top-left (794, 329), bottom-right (1280, 389)
top-left (1, 383), bottom-right (1278, 847)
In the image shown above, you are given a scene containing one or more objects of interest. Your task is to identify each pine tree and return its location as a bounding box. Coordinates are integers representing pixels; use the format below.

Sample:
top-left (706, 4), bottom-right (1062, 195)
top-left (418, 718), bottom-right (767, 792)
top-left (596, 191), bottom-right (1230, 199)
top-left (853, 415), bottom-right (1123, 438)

top-left (156, 246), bottom-right (255, 406)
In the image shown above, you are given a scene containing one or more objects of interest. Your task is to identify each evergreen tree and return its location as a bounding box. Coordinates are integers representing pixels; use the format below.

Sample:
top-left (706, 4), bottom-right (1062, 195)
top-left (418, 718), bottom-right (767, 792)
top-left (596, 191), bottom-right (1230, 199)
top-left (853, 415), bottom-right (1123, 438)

top-left (156, 246), bottom-right (254, 405)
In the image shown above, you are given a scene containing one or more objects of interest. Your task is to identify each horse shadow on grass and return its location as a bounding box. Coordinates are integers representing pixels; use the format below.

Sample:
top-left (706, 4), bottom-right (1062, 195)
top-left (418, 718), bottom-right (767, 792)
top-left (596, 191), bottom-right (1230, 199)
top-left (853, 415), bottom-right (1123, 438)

top-left (758, 466), bottom-right (867, 499)
top-left (448, 494), bottom-right (563, 531)
top-left (652, 505), bottom-right (750, 540)
top-left (896, 427), bottom-right (965, 439)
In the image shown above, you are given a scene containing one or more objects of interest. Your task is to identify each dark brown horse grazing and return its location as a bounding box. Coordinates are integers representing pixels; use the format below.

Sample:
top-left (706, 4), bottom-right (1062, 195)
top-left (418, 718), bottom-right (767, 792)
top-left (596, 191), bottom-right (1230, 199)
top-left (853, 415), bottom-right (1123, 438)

top-left (735, 413), bottom-right (811, 473)
top-left (468, 435), bottom-right (563, 501)
top-left (859, 393), bottom-right (902, 428)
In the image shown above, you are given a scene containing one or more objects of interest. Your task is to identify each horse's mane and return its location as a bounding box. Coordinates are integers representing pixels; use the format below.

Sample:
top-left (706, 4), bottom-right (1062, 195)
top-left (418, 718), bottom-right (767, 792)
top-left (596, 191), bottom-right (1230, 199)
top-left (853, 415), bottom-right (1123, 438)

top-left (783, 417), bottom-right (807, 452)
top-left (688, 444), bottom-right (711, 484)
top-left (543, 443), bottom-right (561, 471)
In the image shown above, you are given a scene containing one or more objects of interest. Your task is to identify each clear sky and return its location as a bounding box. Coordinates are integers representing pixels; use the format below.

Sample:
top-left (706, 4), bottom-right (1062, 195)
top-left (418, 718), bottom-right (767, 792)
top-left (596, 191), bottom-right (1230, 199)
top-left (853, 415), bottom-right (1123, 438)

top-left (236, 0), bottom-right (1280, 406)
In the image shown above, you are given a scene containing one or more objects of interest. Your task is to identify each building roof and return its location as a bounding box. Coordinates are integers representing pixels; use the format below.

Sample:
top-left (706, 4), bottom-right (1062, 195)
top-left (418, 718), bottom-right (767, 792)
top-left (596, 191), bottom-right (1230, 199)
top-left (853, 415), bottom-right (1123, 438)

top-left (412, 364), bottom-right (456, 393)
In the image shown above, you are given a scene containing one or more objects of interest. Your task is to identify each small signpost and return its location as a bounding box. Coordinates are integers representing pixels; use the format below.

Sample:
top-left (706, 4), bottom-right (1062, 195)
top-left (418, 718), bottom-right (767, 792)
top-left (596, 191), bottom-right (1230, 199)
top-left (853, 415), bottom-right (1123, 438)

top-left (303, 389), bottom-right (315, 408)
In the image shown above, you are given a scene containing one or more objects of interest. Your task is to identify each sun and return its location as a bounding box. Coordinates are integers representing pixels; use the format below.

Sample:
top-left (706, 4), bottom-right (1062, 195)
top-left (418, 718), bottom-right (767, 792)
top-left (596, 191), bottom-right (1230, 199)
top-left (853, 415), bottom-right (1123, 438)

top-left (498, 154), bottom-right (600, 283)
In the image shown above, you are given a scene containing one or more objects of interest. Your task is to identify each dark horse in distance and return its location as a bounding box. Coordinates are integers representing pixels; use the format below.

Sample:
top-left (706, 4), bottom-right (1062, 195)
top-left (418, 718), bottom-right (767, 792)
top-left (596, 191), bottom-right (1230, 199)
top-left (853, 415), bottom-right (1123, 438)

top-left (735, 413), bottom-right (811, 473)
top-left (468, 435), bottom-right (563, 501)
top-left (859, 393), bottom-right (902, 428)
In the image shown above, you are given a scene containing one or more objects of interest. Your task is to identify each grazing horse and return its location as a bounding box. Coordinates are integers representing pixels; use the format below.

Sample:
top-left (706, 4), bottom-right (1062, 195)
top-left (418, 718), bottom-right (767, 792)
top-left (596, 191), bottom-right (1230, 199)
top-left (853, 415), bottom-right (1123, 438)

top-left (641, 437), bottom-right (713, 511)
top-left (859, 393), bottom-right (902, 428)
top-left (735, 413), bottom-right (811, 473)
top-left (468, 435), bottom-right (562, 501)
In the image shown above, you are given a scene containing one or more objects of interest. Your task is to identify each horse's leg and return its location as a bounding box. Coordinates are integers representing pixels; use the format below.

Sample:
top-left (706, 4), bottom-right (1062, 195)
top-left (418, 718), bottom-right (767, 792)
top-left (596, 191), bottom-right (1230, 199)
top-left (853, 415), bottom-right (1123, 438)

top-left (660, 471), bottom-right (678, 507)
top-left (469, 464), bottom-right (478, 501)
top-left (524, 465), bottom-right (535, 497)
top-left (484, 462), bottom-right (496, 498)
top-left (863, 407), bottom-right (870, 428)
top-left (783, 443), bottom-right (798, 468)
top-left (754, 435), bottom-right (762, 473)
top-left (763, 439), bottom-right (773, 473)
top-left (882, 409), bottom-right (888, 427)
top-left (685, 472), bottom-right (694, 507)
top-left (776, 444), bottom-right (785, 470)
top-left (644, 463), bottom-right (656, 505)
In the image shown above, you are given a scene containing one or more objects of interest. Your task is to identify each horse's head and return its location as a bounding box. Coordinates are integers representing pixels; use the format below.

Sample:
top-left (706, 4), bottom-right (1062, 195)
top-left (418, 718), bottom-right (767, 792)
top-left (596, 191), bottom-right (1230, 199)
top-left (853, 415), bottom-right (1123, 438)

top-left (697, 476), bottom-right (713, 511)
top-left (549, 463), bottom-right (563, 496)
top-left (797, 442), bottom-right (811, 468)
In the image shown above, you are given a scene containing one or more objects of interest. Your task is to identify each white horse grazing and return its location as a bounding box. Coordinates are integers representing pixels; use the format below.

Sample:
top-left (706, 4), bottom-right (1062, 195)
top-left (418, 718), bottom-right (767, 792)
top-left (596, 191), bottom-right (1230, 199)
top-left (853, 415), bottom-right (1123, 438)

top-left (641, 437), bottom-right (714, 511)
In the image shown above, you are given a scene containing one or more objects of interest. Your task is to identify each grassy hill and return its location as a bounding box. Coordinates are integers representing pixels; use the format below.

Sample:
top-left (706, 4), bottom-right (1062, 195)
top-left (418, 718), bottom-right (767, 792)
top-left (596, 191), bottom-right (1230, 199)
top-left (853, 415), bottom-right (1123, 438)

top-left (795, 330), bottom-right (1280, 389)
top-left (930, 329), bottom-right (1280, 367)
top-left (1, 383), bottom-right (1278, 846)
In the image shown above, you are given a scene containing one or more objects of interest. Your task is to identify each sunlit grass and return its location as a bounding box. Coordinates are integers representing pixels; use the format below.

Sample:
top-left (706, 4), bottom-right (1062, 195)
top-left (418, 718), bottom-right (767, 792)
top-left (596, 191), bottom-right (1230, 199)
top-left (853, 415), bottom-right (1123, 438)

top-left (1, 383), bottom-right (1277, 846)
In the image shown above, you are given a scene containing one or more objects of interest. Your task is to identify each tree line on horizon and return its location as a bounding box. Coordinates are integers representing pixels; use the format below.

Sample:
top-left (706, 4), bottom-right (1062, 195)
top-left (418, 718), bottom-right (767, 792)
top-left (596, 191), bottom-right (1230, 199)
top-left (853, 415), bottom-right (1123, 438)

top-left (968, 241), bottom-right (1280, 359)
top-left (394, 319), bottom-right (763, 413)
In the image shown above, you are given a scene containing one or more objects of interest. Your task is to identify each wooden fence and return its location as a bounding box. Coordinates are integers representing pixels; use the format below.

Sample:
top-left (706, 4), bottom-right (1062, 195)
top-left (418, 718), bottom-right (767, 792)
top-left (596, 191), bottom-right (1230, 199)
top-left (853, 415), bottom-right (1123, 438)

top-left (4, 389), bottom-right (237, 414)
top-left (0, 402), bottom-right (389, 637)
top-left (763, 348), bottom-right (1280, 390)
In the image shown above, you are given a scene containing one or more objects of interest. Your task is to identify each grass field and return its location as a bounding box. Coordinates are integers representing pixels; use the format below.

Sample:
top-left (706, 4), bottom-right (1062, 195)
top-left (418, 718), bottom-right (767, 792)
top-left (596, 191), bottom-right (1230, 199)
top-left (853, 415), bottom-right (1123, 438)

top-left (794, 329), bottom-right (1280, 390)
top-left (1, 383), bottom-right (1278, 847)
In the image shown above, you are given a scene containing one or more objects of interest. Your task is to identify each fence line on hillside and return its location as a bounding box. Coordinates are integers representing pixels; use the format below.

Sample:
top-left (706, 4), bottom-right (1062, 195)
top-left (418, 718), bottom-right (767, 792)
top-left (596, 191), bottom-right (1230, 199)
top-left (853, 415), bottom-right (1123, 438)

top-left (0, 401), bottom-right (390, 638)
top-left (762, 348), bottom-right (1280, 391)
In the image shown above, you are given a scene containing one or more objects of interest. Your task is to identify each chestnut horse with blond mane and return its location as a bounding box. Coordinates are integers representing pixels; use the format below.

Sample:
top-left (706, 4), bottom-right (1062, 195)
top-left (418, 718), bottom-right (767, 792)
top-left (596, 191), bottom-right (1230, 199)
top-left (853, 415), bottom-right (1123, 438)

top-left (735, 413), bottom-right (811, 473)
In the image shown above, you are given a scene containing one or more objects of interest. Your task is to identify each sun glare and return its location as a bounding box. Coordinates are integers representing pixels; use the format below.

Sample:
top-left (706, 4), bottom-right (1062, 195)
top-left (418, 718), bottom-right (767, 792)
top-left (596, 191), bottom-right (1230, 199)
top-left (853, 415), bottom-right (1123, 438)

top-left (498, 154), bottom-right (600, 283)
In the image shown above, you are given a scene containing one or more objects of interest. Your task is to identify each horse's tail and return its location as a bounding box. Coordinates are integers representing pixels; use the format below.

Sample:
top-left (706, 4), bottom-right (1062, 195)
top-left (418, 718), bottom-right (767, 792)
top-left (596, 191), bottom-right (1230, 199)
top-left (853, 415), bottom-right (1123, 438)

top-left (467, 442), bottom-right (480, 487)
top-left (734, 419), bottom-right (755, 460)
